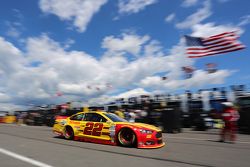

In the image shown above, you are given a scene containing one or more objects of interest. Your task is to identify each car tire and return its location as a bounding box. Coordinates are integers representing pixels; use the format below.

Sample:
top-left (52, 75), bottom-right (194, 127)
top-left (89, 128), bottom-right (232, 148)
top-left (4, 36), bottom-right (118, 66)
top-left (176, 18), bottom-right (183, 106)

top-left (64, 126), bottom-right (74, 140)
top-left (118, 128), bottom-right (136, 147)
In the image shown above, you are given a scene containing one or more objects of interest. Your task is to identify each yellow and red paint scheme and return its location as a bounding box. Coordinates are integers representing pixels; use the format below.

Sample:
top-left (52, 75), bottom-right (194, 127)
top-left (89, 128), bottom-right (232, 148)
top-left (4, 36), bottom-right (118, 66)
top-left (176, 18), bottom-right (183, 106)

top-left (53, 111), bottom-right (165, 149)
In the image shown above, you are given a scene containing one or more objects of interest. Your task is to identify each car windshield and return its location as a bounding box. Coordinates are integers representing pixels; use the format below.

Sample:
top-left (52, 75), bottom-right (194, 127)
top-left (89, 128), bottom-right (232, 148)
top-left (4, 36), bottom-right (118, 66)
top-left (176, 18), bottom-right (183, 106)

top-left (104, 113), bottom-right (127, 122)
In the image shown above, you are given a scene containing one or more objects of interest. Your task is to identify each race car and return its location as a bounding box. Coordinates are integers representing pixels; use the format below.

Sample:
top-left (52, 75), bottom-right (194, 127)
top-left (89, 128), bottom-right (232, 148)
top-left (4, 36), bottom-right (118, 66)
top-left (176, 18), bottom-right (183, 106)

top-left (53, 111), bottom-right (165, 149)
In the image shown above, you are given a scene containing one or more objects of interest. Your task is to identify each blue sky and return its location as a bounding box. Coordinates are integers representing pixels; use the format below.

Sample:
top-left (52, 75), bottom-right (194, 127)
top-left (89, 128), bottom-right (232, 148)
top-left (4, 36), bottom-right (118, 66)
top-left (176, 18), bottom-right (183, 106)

top-left (0, 0), bottom-right (250, 110)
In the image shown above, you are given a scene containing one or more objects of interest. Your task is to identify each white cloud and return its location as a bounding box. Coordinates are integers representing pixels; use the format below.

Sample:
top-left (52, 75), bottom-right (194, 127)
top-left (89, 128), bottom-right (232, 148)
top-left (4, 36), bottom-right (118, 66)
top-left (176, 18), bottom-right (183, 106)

top-left (0, 92), bottom-right (11, 102)
top-left (6, 26), bottom-right (21, 38)
top-left (39, 0), bottom-right (108, 32)
top-left (140, 70), bottom-right (232, 90)
top-left (181, 0), bottom-right (198, 7)
top-left (165, 13), bottom-right (175, 23)
top-left (5, 21), bottom-right (22, 39)
top-left (176, 0), bottom-right (211, 29)
top-left (102, 33), bottom-right (150, 56)
top-left (238, 15), bottom-right (250, 26)
top-left (0, 30), bottom-right (234, 109)
top-left (63, 39), bottom-right (75, 49)
top-left (143, 40), bottom-right (163, 57)
top-left (118, 0), bottom-right (157, 15)
top-left (140, 76), bottom-right (165, 88)
top-left (183, 70), bottom-right (231, 88)
top-left (5, 10), bottom-right (25, 39)
top-left (217, 0), bottom-right (230, 3)
top-left (87, 95), bottom-right (114, 105)
top-left (0, 37), bottom-right (23, 74)
top-left (140, 75), bottom-right (185, 91)
top-left (0, 103), bottom-right (26, 111)
top-left (115, 88), bottom-right (150, 98)
top-left (191, 23), bottom-right (243, 37)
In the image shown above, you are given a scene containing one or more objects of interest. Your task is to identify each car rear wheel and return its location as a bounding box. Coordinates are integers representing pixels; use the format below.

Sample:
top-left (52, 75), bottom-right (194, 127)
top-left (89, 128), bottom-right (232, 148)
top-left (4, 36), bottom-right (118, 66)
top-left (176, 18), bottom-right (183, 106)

top-left (118, 128), bottom-right (136, 147)
top-left (64, 126), bottom-right (74, 140)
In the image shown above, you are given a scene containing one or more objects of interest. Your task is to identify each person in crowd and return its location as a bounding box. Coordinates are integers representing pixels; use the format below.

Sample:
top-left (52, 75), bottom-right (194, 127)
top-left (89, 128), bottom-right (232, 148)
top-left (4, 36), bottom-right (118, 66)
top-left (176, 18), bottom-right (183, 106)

top-left (145, 100), bottom-right (154, 124)
top-left (220, 102), bottom-right (240, 143)
top-left (114, 108), bottom-right (125, 119)
top-left (128, 110), bottom-right (136, 123)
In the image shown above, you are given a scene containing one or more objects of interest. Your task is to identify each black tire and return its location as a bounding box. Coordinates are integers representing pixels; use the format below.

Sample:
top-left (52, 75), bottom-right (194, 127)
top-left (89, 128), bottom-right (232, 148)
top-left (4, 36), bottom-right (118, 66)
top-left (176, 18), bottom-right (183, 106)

top-left (117, 128), bottom-right (136, 147)
top-left (64, 126), bottom-right (74, 140)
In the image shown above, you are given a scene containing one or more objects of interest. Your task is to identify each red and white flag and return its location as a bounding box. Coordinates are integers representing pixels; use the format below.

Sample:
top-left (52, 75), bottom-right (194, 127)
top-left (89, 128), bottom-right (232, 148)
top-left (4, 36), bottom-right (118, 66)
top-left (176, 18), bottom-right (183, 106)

top-left (56, 92), bottom-right (63, 96)
top-left (206, 63), bottom-right (217, 73)
top-left (182, 66), bottom-right (195, 78)
top-left (184, 31), bottom-right (245, 58)
top-left (182, 66), bottom-right (195, 73)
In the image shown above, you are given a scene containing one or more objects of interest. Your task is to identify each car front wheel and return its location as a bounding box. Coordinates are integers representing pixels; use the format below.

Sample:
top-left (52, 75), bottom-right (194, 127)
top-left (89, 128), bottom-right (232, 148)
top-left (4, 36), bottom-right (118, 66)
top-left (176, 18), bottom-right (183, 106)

top-left (64, 126), bottom-right (74, 140)
top-left (118, 128), bottom-right (136, 147)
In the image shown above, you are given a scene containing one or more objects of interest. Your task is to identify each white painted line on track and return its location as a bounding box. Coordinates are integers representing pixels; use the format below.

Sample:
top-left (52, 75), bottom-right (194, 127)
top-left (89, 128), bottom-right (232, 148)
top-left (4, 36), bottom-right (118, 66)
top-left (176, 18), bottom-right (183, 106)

top-left (0, 148), bottom-right (54, 167)
top-left (167, 136), bottom-right (250, 144)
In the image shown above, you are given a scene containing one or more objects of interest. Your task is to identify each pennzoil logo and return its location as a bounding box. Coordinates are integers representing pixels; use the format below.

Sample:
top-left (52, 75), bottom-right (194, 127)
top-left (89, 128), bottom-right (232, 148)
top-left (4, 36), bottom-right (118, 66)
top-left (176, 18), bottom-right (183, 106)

top-left (69, 121), bottom-right (80, 124)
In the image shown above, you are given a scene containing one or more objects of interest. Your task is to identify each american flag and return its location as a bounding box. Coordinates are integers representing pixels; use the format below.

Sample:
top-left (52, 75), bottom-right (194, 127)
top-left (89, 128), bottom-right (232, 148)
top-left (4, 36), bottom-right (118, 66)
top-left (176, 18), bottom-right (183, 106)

top-left (206, 63), bottom-right (217, 73)
top-left (56, 92), bottom-right (63, 96)
top-left (206, 63), bottom-right (217, 68)
top-left (182, 66), bottom-right (195, 78)
top-left (182, 66), bottom-right (195, 73)
top-left (184, 31), bottom-right (245, 58)
top-left (161, 76), bottom-right (168, 80)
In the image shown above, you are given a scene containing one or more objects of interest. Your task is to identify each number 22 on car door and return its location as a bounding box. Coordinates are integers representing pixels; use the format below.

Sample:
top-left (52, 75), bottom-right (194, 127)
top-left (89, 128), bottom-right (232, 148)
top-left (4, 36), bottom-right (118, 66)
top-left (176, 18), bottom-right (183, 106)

top-left (83, 122), bottom-right (104, 138)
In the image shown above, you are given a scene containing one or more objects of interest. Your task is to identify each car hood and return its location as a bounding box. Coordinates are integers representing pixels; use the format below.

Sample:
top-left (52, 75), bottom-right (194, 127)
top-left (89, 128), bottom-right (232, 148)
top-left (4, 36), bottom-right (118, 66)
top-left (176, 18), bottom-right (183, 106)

top-left (116, 122), bottom-right (161, 131)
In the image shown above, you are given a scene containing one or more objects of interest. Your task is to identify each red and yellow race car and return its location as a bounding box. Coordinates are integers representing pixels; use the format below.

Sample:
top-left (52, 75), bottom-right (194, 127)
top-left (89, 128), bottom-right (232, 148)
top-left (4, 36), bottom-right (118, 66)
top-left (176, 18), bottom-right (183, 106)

top-left (53, 111), bottom-right (165, 149)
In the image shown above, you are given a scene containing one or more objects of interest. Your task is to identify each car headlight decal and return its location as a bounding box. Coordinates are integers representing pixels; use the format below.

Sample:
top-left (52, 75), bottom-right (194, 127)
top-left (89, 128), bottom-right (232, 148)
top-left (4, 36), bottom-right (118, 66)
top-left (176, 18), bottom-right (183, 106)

top-left (139, 129), bottom-right (153, 134)
top-left (61, 120), bottom-right (67, 125)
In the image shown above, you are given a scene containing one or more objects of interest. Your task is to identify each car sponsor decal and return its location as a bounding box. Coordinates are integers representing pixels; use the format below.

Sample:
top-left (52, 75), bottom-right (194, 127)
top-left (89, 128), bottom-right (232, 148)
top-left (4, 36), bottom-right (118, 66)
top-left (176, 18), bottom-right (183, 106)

top-left (74, 126), bottom-right (80, 130)
top-left (101, 132), bottom-right (110, 136)
top-left (103, 127), bottom-right (109, 129)
top-left (109, 125), bottom-right (116, 143)
top-left (69, 121), bottom-right (80, 124)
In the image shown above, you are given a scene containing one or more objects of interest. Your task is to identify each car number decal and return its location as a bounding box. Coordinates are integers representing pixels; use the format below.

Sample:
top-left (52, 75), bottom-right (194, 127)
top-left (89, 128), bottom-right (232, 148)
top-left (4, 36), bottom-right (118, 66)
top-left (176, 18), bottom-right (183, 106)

top-left (83, 122), bottom-right (104, 136)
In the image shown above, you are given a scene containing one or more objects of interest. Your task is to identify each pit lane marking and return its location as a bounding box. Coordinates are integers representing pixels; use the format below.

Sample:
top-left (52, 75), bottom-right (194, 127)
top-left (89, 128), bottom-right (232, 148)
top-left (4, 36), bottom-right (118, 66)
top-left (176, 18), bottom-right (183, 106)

top-left (167, 136), bottom-right (250, 144)
top-left (0, 148), bottom-right (54, 167)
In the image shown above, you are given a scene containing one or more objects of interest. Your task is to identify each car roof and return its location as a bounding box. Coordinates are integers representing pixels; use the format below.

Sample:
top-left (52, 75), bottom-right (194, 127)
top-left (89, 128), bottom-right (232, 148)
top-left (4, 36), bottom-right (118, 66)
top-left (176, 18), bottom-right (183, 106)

top-left (77, 111), bottom-right (107, 114)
